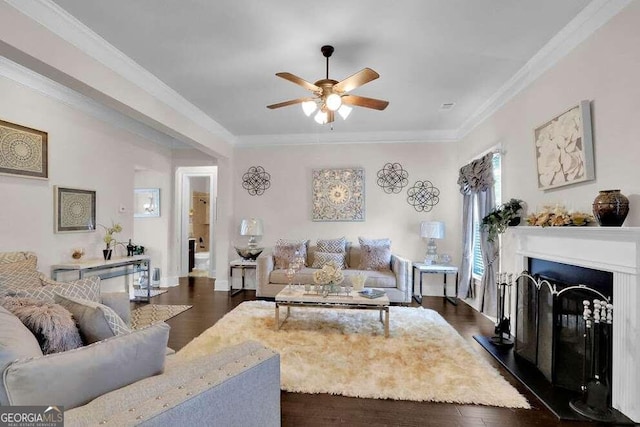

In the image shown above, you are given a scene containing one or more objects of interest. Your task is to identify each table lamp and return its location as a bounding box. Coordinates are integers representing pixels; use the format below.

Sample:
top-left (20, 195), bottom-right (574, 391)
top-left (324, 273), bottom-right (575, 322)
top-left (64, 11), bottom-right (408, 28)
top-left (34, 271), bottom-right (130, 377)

top-left (236, 218), bottom-right (264, 260)
top-left (420, 221), bottom-right (445, 265)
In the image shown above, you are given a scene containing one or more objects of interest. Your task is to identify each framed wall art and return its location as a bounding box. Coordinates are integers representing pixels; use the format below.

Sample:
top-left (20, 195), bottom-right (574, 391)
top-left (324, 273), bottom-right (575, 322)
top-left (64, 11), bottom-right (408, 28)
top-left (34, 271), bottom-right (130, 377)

top-left (312, 168), bottom-right (365, 221)
top-left (0, 119), bottom-right (48, 179)
top-left (54, 186), bottom-right (96, 233)
top-left (534, 100), bottom-right (595, 190)
top-left (134, 188), bottom-right (160, 218)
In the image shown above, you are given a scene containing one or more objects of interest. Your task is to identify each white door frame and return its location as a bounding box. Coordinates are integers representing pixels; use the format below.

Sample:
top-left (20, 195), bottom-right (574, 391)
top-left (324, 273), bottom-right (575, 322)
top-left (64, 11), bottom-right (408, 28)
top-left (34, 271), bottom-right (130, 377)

top-left (175, 166), bottom-right (218, 277)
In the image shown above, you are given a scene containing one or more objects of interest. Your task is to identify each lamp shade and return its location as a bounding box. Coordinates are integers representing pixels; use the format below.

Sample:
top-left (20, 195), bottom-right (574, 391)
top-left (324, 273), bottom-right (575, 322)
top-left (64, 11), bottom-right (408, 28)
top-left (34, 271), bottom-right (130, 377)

top-left (420, 221), bottom-right (445, 239)
top-left (240, 218), bottom-right (263, 237)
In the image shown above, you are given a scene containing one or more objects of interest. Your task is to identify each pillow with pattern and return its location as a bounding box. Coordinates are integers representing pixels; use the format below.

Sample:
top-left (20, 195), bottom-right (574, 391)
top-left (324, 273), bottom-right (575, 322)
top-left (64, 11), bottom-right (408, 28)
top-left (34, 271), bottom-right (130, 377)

top-left (0, 270), bottom-right (45, 297)
top-left (274, 240), bottom-right (308, 269)
top-left (54, 293), bottom-right (131, 344)
top-left (317, 237), bottom-right (347, 253)
top-left (312, 252), bottom-right (347, 269)
top-left (0, 257), bottom-right (37, 275)
top-left (358, 237), bottom-right (392, 271)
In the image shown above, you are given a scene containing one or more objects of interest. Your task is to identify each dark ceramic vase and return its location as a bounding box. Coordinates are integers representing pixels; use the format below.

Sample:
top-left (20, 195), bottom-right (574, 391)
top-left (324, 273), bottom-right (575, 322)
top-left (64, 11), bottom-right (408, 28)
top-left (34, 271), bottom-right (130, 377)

top-left (592, 190), bottom-right (629, 226)
top-left (102, 249), bottom-right (113, 260)
top-left (508, 216), bottom-right (521, 227)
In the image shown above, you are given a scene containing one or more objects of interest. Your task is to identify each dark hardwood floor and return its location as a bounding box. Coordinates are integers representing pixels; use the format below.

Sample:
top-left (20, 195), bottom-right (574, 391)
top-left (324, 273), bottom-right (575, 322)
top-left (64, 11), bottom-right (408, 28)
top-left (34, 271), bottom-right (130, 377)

top-left (136, 278), bottom-right (598, 427)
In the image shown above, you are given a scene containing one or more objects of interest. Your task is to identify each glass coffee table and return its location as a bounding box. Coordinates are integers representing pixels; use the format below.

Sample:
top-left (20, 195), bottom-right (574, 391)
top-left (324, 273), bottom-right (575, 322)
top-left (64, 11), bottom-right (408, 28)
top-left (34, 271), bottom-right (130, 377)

top-left (275, 287), bottom-right (390, 337)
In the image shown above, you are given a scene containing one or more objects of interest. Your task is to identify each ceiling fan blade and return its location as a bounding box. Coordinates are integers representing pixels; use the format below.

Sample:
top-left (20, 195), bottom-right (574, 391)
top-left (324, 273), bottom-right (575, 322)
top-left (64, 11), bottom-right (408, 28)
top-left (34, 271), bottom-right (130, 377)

top-left (266, 97), bottom-right (313, 109)
top-left (275, 72), bottom-right (321, 92)
top-left (333, 68), bottom-right (380, 93)
top-left (342, 94), bottom-right (389, 110)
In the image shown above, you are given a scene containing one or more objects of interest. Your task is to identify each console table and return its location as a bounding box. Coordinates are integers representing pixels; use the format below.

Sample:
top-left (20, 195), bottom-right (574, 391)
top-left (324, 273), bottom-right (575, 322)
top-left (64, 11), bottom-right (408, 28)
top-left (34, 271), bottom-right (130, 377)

top-left (51, 255), bottom-right (151, 302)
top-left (413, 263), bottom-right (459, 305)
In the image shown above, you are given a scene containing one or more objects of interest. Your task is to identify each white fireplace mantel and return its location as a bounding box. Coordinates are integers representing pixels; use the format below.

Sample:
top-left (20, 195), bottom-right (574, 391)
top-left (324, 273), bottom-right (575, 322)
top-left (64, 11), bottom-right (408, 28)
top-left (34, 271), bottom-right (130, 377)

top-left (512, 226), bottom-right (640, 422)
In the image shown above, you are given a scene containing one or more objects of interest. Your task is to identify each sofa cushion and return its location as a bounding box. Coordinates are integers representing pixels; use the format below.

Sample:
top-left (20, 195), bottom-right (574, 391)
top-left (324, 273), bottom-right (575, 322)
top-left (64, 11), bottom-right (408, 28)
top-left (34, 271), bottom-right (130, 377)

top-left (274, 239), bottom-right (308, 269)
top-left (342, 269), bottom-right (397, 288)
top-left (1, 296), bottom-right (82, 354)
top-left (358, 237), bottom-right (392, 271)
top-left (0, 306), bottom-right (44, 406)
top-left (270, 267), bottom-right (318, 285)
top-left (311, 252), bottom-right (347, 269)
top-left (0, 251), bottom-right (37, 266)
top-left (54, 294), bottom-right (131, 344)
top-left (3, 322), bottom-right (170, 409)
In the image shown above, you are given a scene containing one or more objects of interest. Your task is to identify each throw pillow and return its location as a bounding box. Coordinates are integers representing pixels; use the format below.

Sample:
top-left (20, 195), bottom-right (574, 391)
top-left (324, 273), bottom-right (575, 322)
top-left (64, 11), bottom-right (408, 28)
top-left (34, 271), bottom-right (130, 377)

top-left (0, 306), bottom-right (44, 406)
top-left (0, 296), bottom-right (83, 354)
top-left (274, 239), bottom-right (308, 269)
top-left (0, 270), bottom-right (44, 297)
top-left (358, 237), bottom-right (392, 271)
top-left (0, 257), bottom-right (37, 275)
top-left (316, 237), bottom-right (347, 253)
top-left (54, 294), bottom-right (131, 344)
top-left (312, 252), bottom-right (347, 269)
top-left (23, 276), bottom-right (102, 304)
top-left (3, 322), bottom-right (170, 409)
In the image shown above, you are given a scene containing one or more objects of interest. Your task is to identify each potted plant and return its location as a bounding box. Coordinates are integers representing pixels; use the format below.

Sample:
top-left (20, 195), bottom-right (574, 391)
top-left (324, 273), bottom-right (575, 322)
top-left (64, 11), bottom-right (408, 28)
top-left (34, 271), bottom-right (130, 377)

top-left (99, 222), bottom-right (122, 260)
top-left (481, 198), bottom-right (524, 242)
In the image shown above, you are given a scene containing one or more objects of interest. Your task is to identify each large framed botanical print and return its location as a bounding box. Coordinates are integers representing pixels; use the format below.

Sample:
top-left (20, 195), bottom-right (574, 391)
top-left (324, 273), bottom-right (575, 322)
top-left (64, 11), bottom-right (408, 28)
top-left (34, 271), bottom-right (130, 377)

top-left (312, 168), bottom-right (365, 221)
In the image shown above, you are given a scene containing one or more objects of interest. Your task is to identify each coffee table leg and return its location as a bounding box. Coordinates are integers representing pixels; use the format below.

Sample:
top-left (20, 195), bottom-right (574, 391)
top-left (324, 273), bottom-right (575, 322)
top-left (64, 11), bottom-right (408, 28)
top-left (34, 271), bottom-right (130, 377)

top-left (384, 307), bottom-right (389, 338)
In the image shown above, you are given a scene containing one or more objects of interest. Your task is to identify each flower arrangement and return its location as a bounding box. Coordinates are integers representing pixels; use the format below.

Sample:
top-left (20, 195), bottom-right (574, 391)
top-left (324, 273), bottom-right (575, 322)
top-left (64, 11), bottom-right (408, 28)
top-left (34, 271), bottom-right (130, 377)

top-left (99, 222), bottom-right (123, 249)
top-left (312, 261), bottom-right (344, 286)
top-left (526, 205), bottom-right (594, 227)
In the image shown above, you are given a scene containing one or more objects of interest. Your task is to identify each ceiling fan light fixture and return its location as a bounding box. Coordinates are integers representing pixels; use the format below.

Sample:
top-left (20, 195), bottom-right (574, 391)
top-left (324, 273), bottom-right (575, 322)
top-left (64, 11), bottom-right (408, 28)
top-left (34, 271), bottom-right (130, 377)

top-left (301, 100), bottom-right (317, 116)
top-left (338, 104), bottom-right (352, 120)
top-left (325, 93), bottom-right (342, 111)
top-left (314, 110), bottom-right (328, 124)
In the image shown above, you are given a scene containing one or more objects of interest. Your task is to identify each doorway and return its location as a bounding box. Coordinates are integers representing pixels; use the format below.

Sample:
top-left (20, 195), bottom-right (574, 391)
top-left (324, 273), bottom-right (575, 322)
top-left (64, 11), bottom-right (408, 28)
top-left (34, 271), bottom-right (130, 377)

top-left (175, 166), bottom-right (217, 278)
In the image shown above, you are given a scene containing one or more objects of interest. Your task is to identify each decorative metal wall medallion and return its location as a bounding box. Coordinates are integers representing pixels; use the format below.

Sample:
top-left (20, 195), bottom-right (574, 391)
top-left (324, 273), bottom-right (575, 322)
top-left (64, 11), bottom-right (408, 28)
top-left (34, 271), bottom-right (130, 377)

top-left (242, 166), bottom-right (271, 196)
top-left (407, 180), bottom-right (440, 212)
top-left (376, 162), bottom-right (408, 194)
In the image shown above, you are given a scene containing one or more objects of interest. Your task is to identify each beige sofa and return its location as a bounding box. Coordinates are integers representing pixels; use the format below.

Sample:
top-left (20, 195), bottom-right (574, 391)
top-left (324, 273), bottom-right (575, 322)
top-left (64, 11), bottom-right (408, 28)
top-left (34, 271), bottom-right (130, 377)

top-left (257, 244), bottom-right (412, 303)
top-left (0, 251), bottom-right (281, 426)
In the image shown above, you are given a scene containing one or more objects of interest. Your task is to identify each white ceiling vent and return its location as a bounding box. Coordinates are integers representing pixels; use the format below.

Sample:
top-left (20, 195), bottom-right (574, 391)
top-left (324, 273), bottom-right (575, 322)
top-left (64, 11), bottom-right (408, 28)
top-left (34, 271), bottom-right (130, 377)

top-left (439, 102), bottom-right (456, 111)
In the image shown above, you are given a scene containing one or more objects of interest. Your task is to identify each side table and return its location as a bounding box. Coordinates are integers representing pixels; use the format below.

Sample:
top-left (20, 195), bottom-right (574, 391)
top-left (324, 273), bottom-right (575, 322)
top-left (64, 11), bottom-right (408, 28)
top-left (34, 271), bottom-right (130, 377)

top-left (229, 259), bottom-right (257, 296)
top-left (413, 263), bottom-right (459, 305)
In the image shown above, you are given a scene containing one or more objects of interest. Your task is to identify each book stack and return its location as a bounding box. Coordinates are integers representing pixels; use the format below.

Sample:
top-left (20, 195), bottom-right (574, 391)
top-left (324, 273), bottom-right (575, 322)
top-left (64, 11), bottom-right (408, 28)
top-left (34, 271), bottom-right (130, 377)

top-left (359, 289), bottom-right (385, 299)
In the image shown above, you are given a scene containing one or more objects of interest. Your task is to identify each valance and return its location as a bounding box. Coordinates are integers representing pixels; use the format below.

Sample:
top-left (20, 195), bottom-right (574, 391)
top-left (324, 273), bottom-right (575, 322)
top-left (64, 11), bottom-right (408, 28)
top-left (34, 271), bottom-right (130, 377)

top-left (457, 153), bottom-right (494, 194)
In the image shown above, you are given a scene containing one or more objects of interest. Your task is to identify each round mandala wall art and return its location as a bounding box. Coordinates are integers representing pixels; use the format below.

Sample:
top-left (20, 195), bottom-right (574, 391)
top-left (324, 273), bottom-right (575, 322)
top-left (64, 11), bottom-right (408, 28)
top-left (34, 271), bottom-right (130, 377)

top-left (376, 162), bottom-right (408, 194)
top-left (407, 180), bottom-right (440, 212)
top-left (242, 166), bottom-right (271, 196)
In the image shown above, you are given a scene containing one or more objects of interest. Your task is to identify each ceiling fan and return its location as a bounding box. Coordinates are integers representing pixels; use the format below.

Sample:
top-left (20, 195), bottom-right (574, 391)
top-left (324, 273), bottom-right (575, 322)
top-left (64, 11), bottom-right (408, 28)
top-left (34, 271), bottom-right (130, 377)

top-left (267, 45), bottom-right (389, 124)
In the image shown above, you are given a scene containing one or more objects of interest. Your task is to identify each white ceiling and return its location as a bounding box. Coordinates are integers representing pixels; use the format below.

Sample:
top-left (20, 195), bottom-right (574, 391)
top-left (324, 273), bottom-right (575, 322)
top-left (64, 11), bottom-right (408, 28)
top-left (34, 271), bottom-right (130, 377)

top-left (49, 0), bottom-right (593, 143)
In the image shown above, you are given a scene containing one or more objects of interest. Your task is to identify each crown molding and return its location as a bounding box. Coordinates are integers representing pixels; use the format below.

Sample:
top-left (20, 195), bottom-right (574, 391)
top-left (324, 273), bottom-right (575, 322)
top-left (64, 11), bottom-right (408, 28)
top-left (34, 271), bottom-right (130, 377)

top-left (5, 0), bottom-right (236, 145)
top-left (235, 129), bottom-right (458, 147)
top-left (0, 56), bottom-right (181, 149)
top-left (4, 0), bottom-right (631, 148)
top-left (457, 0), bottom-right (632, 139)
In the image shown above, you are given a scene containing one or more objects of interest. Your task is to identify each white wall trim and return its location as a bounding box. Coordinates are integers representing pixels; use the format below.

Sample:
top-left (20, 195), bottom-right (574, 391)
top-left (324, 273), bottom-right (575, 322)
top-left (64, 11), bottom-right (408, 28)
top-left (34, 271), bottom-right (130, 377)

top-left (457, 0), bottom-right (633, 139)
top-left (214, 279), bottom-right (229, 292)
top-left (0, 56), bottom-right (179, 149)
top-left (5, 0), bottom-right (236, 145)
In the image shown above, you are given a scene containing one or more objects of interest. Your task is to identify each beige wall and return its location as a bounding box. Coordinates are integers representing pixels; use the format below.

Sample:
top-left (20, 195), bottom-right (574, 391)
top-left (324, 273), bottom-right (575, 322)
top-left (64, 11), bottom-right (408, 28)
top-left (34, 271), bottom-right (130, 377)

top-left (0, 74), bottom-right (173, 287)
top-left (233, 141), bottom-right (460, 269)
top-left (459, 1), bottom-right (640, 274)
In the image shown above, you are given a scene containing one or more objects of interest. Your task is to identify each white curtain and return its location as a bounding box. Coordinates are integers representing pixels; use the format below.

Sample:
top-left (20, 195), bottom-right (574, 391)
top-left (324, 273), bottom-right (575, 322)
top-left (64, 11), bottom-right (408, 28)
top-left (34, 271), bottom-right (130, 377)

top-left (457, 153), bottom-right (497, 313)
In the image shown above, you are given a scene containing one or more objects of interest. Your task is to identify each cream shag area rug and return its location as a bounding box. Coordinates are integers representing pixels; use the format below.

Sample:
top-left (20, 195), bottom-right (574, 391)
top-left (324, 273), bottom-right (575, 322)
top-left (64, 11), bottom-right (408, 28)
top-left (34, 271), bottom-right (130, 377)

top-left (177, 301), bottom-right (529, 408)
top-left (131, 304), bottom-right (192, 329)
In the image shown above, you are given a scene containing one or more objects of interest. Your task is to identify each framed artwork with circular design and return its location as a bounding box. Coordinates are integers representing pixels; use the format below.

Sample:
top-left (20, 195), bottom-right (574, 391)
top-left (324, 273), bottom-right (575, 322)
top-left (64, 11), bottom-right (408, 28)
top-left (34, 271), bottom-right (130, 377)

top-left (0, 119), bottom-right (48, 179)
top-left (312, 168), bottom-right (365, 221)
top-left (54, 186), bottom-right (96, 233)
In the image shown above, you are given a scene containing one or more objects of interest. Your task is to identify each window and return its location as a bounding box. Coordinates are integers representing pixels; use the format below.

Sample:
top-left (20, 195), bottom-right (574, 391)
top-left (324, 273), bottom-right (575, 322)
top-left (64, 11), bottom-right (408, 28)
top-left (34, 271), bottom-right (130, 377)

top-left (471, 152), bottom-right (501, 279)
